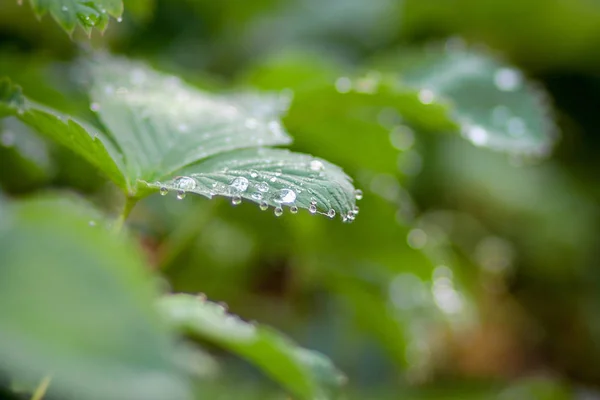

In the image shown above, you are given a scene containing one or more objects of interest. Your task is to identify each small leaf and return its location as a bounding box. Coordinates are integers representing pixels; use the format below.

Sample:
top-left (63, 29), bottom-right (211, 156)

top-left (0, 78), bottom-right (129, 191)
top-left (0, 196), bottom-right (191, 400)
top-left (157, 294), bottom-right (346, 400)
top-left (382, 45), bottom-right (557, 156)
top-left (84, 54), bottom-right (292, 182)
top-left (27, 0), bottom-right (123, 34)
top-left (144, 147), bottom-right (359, 222)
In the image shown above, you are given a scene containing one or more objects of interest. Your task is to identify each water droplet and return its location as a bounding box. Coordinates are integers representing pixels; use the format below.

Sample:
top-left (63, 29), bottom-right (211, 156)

top-left (494, 68), bottom-right (522, 92)
top-left (389, 126), bottom-right (415, 150)
top-left (508, 117), bottom-right (526, 137)
top-left (90, 102), bottom-right (100, 112)
top-left (256, 182), bottom-right (270, 192)
top-left (274, 188), bottom-right (296, 204)
top-left (101, 8), bottom-right (107, 14)
top-left (251, 192), bottom-right (263, 200)
top-left (62, 5), bottom-right (68, 11)
top-left (232, 195), bottom-right (242, 205)
top-left (352, 205), bottom-right (360, 215)
top-left (245, 118), bottom-right (258, 129)
top-left (418, 89), bottom-right (435, 105)
top-left (177, 190), bottom-right (186, 200)
top-left (274, 207), bottom-right (283, 217)
top-left (407, 229), bottom-right (427, 249)
top-left (464, 125), bottom-right (488, 146)
top-left (290, 205), bottom-right (298, 214)
top-left (309, 159), bottom-right (324, 171)
top-left (117, 17), bottom-right (123, 22)
top-left (354, 189), bottom-right (363, 200)
top-left (269, 176), bottom-right (276, 183)
top-left (159, 187), bottom-right (168, 196)
top-left (327, 209), bottom-right (336, 218)
top-left (346, 211), bottom-right (355, 221)
top-left (335, 77), bottom-right (352, 93)
top-left (309, 204), bottom-right (317, 214)
top-left (230, 176), bottom-right (249, 192)
top-left (174, 176), bottom-right (196, 191)
top-left (249, 170), bottom-right (259, 178)
top-left (259, 201), bottom-right (269, 211)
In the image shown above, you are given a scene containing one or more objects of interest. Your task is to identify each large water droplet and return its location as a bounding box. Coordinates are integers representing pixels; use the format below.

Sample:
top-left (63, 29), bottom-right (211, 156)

top-left (177, 190), bottom-right (186, 200)
top-left (256, 182), bottom-right (270, 192)
top-left (230, 176), bottom-right (249, 192)
top-left (309, 159), bottom-right (324, 172)
top-left (174, 176), bottom-right (196, 191)
top-left (274, 188), bottom-right (296, 204)
top-left (327, 209), bottom-right (336, 219)
top-left (259, 201), bottom-right (269, 211)
top-left (160, 187), bottom-right (168, 196)
top-left (494, 68), bottom-right (522, 92)
top-left (418, 89), bottom-right (435, 105)
top-left (335, 77), bottom-right (352, 93)
top-left (232, 195), bottom-right (242, 205)
top-left (354, 189), bottom-right (363, 200)
top-left (274, 207), bottom-right (283, 217)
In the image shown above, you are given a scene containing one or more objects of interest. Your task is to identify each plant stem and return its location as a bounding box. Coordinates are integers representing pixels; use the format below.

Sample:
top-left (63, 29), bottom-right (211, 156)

top-left (30, 376), bottom-right (51, 400)
top-left (112, 195), bottom-right (138, 233)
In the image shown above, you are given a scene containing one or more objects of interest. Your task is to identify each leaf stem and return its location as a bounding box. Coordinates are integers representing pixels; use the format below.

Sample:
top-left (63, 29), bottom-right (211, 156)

top-left (30, 376), bottom-right (51, 400)
top-left (112, 195), bottom-right (139, 233)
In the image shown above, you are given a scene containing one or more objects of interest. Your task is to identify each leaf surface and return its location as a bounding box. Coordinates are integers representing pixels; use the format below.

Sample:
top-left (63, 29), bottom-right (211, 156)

top-left (28, 0), bottom-right (123, 34)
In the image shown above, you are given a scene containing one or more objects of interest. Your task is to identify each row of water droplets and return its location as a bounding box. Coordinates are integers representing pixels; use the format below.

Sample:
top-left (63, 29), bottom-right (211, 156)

top-left (59, 5), bottom-right (123, 26)
top-left (156, 168), bottom-right (362, 221)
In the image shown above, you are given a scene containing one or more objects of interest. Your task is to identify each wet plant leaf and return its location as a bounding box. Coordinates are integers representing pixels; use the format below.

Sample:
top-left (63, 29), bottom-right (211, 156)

top-left (0, 196), bottom-right (190, 400)
top-left (0, 78), bottom-right (129, 190)
top-left (157, 293), bottom-right (346, 400)
top-left (378, 45), bottom-right (557, 156)
top-left (26, 0), bottom-right (123, 35)
top-left (144, 147), bottom-right (359, 222)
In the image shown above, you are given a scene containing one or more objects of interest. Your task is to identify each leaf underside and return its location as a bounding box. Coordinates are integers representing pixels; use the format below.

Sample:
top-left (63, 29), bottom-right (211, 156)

top-left (27, 0), bottom-right (123, 34)
top-left (157, 293), bottom-right (346, 400)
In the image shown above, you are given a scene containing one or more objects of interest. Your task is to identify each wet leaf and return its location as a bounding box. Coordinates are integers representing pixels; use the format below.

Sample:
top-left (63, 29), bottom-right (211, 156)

top-left (157, 293), bottom-right (346, 400)
top-left (0, 196), bottom-right (190, 400)
top-left (378, 45), bottom-right (557, 156)
top-left (26, 0), bottom-right (123, 34)
top-left (0, 78), bottom-right (129, 190)
top-left (144, 147), bottom-right (359, 222)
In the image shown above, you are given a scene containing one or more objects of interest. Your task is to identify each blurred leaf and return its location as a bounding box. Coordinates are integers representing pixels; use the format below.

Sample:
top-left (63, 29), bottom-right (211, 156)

top-left (0, 78), bottom-right (129, 190)
top-left (26, 0), bottom-right (123, 34)
top-left (158, 293), bottom-right (346, 400)
top-left (146, 147), bottom-right (359, 221)
top-left (376, 45), bottom-right (557, 156)
top-left (0, 196), bottom-right (190, 400)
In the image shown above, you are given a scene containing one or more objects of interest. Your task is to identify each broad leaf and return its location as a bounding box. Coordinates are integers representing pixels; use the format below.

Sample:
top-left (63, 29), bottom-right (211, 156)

top-left (379, 46), bottom-right (557, 156)
top-left (0, 78), bottom-right (129, 191)
top-left (26, 0), bottom-right (123, 34)
top-left (84, 54), bottom-right (292, 182)
top-left (0, 196), bottom-right (190, 400)
top-left (144, 147), bottom-right (359, 221)
top-left (157, 294), bottom-right (346, 400)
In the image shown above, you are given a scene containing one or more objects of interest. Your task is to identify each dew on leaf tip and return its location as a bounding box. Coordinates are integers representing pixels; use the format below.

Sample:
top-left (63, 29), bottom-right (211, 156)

top-left (274, 207), bottom-right (283, 217)
top-left (309, 204), bottom-right (317, 214)
top-left (176, 190), bottom-right (186, 200)
top-left (159, 187), bottom-right (168, 196)
top-left (232, 195), bottom-right (242, 205)
top-left (327, 209), bottom-right (336, 218)
top-left (290, 205), bottom-right (298, 214)
top-left (354, 189), bottom-right (363, 200)
top-left (259, 201), bottom-right (269, 211)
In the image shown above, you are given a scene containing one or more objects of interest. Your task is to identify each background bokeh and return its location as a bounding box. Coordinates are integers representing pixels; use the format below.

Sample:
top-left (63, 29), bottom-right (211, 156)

top-left (1, 0), bottom-right (600, 398)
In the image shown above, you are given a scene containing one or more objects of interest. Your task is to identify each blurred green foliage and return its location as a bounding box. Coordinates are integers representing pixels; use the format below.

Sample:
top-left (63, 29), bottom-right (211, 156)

top-left (2, 0), bottom-right (600, 399)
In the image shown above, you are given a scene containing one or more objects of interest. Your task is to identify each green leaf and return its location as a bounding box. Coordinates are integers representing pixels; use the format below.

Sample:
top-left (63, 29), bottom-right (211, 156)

top-left (379, 45), bottom-right (557, 156)
top-left (157, 293), bottom-right (346, 400)
top-left (0, 196), bottom-right (190, 400)
top-left (0, 78), bottom-right (129, 191)
top-left (144, 147), bottom-right (359, 222)
top-left (27, 0), bottom-right (123, 34)
top-left (84, 53), bottom-right (292, 183)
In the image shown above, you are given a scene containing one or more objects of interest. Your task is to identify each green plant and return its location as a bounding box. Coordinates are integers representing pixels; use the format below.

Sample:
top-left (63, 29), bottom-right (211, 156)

top-left (0, 1), bottom-right (569, 399)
